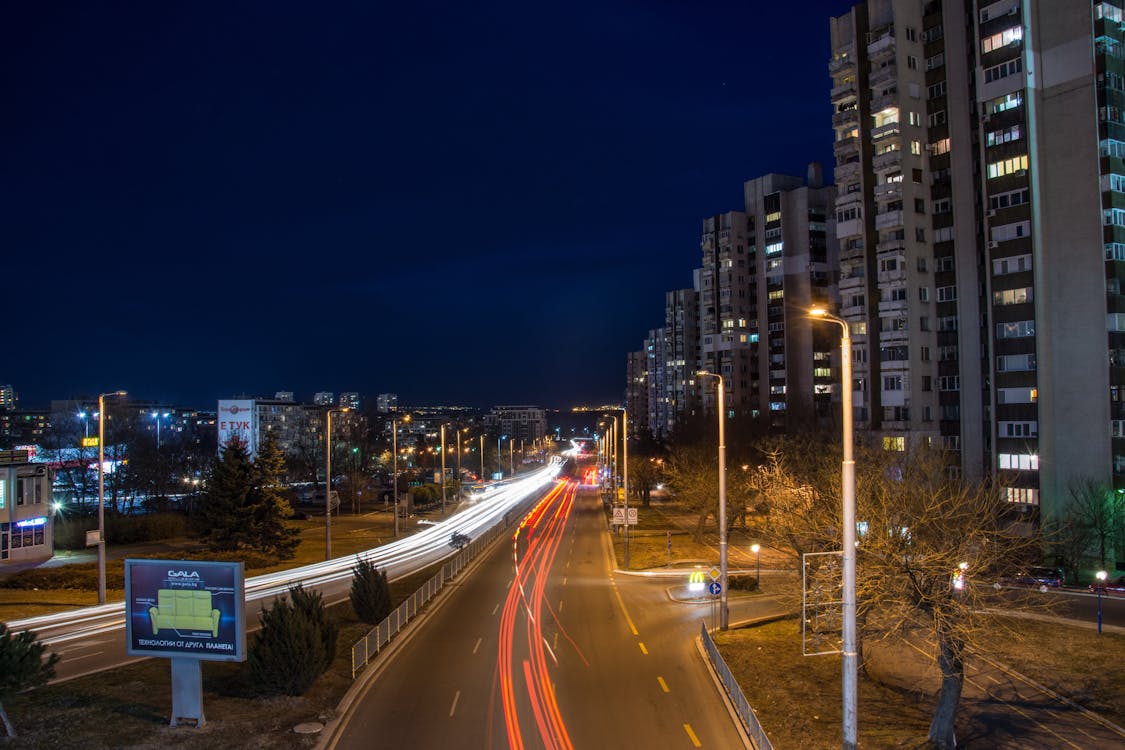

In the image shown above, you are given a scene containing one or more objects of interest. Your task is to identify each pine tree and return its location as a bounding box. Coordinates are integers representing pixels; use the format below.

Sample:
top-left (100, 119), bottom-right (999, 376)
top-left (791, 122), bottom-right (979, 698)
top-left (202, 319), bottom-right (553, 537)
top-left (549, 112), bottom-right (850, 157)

top-left (247, 584), bottom-right (337, 695)
top-left (197, 437), bottom-right (254, 551)
top-left (0, 624), bottom-right (58, 738)
top-left (350, 556), bottom-right (392, 624)
top-left (249, 434), bottom-right (299, 559)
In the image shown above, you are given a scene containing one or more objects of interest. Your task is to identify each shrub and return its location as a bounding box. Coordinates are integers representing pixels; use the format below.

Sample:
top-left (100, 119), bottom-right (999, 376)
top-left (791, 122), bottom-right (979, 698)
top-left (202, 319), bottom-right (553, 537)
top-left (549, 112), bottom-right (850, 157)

top-left (247, 584), bottom-right (337, 696)
top-left (349, 557), bottom-right (392, 625)
top-left (0, 624), bottom-right (58, 737)
top-left (728, 574), bottom-right (760, 592)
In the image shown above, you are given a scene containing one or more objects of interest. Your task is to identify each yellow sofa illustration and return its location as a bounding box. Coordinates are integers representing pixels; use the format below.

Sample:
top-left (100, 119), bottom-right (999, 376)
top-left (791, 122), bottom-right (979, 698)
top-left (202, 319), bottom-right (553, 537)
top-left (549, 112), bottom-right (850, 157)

top-left (149, 589), bottom-right (221, 637)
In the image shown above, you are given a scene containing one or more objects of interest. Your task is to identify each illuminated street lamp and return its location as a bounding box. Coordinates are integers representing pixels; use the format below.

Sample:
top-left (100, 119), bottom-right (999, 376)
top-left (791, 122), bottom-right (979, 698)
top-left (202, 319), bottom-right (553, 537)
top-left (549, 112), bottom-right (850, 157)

top-left (479, 434), bottom-right (485, 482)
top-left (97, 389), bottom-right (127, 605)
top-left (325, 407), bottom-right (349, 560)
top-left (392, 413), bottom-right (411, 537)
top-left (150, 410), bottom-right (171, 451)
top-left (696, 370), bottom-right (727, 630)
top-left (440, 424), bottom-right (447, 516)
top-left (752, 543), bottom-right (761, 589)
top-left (1097, 570), bottom-right (1108, 634)
top-left (77, 411), bottom-right (90, 439)
top-left (809, 305), bottom-right (857, 750)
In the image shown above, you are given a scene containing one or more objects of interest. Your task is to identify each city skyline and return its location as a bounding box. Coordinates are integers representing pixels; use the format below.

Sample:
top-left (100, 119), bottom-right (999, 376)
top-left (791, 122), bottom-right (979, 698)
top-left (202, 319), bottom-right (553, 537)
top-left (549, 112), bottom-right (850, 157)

top-left (3, 1), bottom-right (853, 409)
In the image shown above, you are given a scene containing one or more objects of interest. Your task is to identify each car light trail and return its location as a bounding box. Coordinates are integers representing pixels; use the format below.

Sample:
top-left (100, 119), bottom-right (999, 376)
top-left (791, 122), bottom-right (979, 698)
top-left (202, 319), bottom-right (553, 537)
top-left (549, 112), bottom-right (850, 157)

top-left (8, 461), bottom-right (564, 651)
top-left (497, 478), bottom-right (578, 750)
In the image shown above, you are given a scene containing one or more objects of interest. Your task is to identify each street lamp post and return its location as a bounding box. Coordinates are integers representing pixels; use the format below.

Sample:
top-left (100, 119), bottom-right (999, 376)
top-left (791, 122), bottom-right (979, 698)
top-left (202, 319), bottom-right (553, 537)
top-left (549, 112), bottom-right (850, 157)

top-left (696, 370), bottom-right (728, 631)
top-left (1097, 570), bottom-right (1108, 634)
top-left (325, 407), bottom-right (349, 560)
top-left (623, 408), bottom-right (630, 569)
top-left (392, 413), bottom-right (411, 537)
top-left (97, 390), bottom-right (127, 605)
top-left (479, 435), bottom-right (485, 481)
top-left (752, 543), bottom-right (761, 589)
top-left (810, 306), bottom-right (857, 750)
top-left (440, 424), bottom-right (447, 516)
top-left (151, 410), bottom-right (171, 451)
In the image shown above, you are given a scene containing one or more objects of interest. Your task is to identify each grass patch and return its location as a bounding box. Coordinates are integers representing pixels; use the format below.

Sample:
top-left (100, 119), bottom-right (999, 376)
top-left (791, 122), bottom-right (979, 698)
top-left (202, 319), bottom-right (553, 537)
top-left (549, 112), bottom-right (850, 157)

top-left (715, 615), bottom-right (1125, 749)
top-left (1, 556), bottom-right (456, 748)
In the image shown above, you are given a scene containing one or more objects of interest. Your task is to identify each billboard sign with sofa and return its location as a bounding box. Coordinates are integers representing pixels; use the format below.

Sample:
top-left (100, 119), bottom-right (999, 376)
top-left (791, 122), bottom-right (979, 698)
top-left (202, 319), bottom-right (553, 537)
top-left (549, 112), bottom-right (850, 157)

top-left (124, 559), bottom-right (246, 662)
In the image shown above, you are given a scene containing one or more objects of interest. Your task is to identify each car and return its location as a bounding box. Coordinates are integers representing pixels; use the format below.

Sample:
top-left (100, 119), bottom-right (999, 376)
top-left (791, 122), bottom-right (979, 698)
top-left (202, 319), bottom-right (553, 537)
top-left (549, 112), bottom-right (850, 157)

top-left (1090, 574), bottom-right (1125, 595)
top-left (1000, 566), bottom-right (1064, 588)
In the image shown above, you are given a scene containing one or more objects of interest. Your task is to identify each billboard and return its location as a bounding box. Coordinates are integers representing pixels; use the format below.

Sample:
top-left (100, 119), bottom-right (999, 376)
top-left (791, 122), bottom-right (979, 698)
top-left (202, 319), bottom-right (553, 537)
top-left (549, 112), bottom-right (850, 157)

top-left (124, 559), bottom-right (246, 662)
top-left (217, 399), bottom-right (257, 456)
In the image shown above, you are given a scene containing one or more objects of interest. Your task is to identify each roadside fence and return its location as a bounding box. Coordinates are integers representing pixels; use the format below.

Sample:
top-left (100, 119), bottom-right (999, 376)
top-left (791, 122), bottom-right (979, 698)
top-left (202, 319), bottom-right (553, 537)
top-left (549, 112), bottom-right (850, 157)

top-left (349, 519), bottom-right (509, 678)
top-left (700, 621), bottom-right (774, 750)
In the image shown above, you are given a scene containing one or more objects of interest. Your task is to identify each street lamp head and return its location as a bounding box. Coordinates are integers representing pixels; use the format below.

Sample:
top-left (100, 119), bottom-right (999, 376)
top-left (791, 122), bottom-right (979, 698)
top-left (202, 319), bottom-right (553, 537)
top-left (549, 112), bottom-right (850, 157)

top-left (751, 543), bottom-right (760, 554)
top-left (1097, 570), bottom-right (1109, 581)
top-left (809, 306), bottom-right (828, 317)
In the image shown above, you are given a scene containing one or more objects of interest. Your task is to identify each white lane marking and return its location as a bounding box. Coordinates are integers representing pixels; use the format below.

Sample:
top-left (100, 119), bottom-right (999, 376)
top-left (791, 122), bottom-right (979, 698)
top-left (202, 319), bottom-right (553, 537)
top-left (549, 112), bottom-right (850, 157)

top-left (449, 690), bottom-right (461, 717)
top-left (473, 637), bottom-right (482, 654)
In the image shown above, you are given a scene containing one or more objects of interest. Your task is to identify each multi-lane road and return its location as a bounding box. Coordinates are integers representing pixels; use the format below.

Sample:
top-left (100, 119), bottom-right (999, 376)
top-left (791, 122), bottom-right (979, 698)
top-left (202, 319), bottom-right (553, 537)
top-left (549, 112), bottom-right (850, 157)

top-left (329, 480), bottom-right (786, 749)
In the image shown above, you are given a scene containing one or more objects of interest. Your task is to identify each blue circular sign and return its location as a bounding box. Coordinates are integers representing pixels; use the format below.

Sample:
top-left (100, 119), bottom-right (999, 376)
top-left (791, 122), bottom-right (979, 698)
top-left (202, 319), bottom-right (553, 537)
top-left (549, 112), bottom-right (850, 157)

top-left (708, 581), bottom-right (722, 595)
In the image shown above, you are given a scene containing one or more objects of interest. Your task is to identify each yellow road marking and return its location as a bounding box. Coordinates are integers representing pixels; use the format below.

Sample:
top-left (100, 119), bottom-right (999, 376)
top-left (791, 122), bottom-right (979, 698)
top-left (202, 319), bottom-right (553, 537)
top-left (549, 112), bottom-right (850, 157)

top-left (658, 676), bottom-right (670, 693)
top-left (683, 723), bottom-right (702, 747)
top-left (639, 642), bottom-right (648, 655)
top-left (612, 584), bottom-right (639, 635)
top-left (559, 600), bottom-right (564, 613)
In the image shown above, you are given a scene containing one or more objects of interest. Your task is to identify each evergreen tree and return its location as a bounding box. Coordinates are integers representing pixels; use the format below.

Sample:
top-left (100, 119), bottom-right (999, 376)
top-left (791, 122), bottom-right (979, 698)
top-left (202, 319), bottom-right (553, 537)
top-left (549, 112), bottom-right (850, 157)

top-left (0, 624), bottom-right (58, 738)
top-left (197, 437), bottom-right (255, 551)
top-left (247, 584), bottom-right (337, 695)
top-left (249, 434), bottom-right (299, 559)
top-left (350, 556), bottom-right (392, 624)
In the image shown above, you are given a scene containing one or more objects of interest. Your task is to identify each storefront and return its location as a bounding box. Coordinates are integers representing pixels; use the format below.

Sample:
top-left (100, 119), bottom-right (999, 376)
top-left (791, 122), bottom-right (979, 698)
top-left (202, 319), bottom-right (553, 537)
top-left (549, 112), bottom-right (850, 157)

top-left (0, 449), bottom-right (53, 564)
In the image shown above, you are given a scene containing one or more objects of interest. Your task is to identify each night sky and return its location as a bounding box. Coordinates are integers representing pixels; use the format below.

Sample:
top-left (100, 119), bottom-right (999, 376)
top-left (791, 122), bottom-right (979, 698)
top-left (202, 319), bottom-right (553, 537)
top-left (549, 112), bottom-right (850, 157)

top-left (4, 0), bottom-right (855, 410)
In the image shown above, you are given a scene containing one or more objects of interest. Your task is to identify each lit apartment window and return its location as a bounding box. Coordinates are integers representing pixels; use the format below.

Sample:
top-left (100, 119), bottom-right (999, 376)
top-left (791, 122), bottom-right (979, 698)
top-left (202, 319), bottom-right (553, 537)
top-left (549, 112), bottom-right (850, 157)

top-left (882, 436), bottom-right (906, 451)
top-left (910, 140), bottom-right (922, 155)
top-left (987, 155), bottom-right (1028, 178)
top-left (930, 138), bottom-right (951, 155)
top-left (986, 92), bottom-right (1023, 115)
top-left (1097, 3), bottom-right (1124, 22)
top-left (996, 320), bottom-right (1035, 338)
top-left (981, 26), bottom-right (1023, 54)
top-left (1003, 487), bottom-right (1039, 505)
top-left (765, 241), bottom-right (784, 256)
top-left (998, 453), bottom-right (1039, 471)
top-left (986, 125), bottom-right (1022, 147)
top-left (993, 287), bottom-right (1033, 305)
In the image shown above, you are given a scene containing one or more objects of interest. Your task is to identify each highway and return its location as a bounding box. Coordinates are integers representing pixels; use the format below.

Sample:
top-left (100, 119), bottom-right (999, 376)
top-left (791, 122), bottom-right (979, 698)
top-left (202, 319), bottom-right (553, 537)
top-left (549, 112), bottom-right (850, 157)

top-left (330, 481), bottom-right (788, 749)
top-left (6, 462), bottom-right (564, 682)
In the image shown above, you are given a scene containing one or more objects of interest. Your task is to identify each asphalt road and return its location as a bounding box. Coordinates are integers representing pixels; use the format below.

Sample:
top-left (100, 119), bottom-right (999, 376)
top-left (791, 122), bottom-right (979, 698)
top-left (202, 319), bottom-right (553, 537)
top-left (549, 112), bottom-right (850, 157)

top-left (331, 482), bottom-right (786, 749)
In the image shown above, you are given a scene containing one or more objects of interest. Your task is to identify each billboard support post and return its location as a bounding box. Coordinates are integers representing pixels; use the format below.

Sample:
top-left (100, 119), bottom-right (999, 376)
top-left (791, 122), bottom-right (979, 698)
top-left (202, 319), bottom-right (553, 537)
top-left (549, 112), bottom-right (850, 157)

top-left (170, 657), bottom-right (205, 727)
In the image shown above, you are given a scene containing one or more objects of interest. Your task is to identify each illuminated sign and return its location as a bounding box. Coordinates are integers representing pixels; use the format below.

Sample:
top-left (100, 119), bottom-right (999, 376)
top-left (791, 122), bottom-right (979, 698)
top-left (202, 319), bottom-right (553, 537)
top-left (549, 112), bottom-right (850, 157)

top-left (124, 559), bottom-right (246, 662)
top-left (217, 400), bottom-right (257, 457)
top-left (16, 516), bottom-right (47, 528)
top-left (81, 437), bottom-right (100, 448)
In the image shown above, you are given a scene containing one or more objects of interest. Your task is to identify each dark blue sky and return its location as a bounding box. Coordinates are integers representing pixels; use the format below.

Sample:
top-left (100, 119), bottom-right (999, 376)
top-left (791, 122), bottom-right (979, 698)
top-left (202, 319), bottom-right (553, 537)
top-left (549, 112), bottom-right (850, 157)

top-left (3, 0), bottom-right (854, 410)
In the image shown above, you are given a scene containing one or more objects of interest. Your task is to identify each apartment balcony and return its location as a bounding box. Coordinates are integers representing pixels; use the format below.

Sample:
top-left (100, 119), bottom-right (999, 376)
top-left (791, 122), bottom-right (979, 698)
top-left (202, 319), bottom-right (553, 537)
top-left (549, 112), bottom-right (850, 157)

top-left (831, 79), bottom-right (858, 101)
top-left (872, 149), bottom-right (902, 172)
top-left (875, 209), bottom-right (904, 231)
top-left (867, 32), bottom-right (895, 63)
top-left (834, 136), bottom-right (859, 159)
top-left (870, 92), bottom-right (898, 113)
top-left (869, 62), bottom-right (897, 89)
top-left (877, 237), bottom-right (904, 255)
top-left (871, 121), bottom-right (901, 142)
top-left (874, 181), bottom-right (902, 201)
top-left (879, 328), bottom-right (909, 345)
top-left (842, 303), bottom-right (866, 318)
top-left (878, 299), bottom-right (908, 315)
top-left (835, 160), bottom-right (860, 183)
top-left (829, 46), bottom-right (856, 75)
top-left (878, 266), bottom-right (907, 284)
top-left (833, 108), bottom-right (860, 128)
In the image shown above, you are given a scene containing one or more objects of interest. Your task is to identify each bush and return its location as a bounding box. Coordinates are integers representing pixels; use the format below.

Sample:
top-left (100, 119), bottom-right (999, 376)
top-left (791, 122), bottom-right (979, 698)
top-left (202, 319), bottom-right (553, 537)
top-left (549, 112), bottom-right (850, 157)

top-left (728, 574), bottom-right (760, 592)
top-left (247, 584), bottom-right (337, 696)
top-left (349, 557), bottom-right (392, 625)
top-left (53, 512), bottom-right (188, 550)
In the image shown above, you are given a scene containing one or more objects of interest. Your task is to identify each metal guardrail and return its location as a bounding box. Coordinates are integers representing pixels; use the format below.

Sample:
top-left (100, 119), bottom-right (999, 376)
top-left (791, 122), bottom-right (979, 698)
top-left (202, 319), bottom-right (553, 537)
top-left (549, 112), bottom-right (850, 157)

top-left (349, 521), bottom-right (506, 678)
top-left (700, 622), bottom-right (774, 750)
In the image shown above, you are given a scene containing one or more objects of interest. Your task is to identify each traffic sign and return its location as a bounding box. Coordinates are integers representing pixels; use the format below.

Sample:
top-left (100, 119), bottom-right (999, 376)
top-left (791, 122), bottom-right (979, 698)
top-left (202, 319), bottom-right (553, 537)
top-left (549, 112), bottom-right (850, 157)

top-left (708, 566), bottom-right (721, 581)
top-left (708, 581), bottom-right (722, 596)
top-left (626, 507), bottom-right (638, 525)
top-left (612, 506), bottom-right (625, 525)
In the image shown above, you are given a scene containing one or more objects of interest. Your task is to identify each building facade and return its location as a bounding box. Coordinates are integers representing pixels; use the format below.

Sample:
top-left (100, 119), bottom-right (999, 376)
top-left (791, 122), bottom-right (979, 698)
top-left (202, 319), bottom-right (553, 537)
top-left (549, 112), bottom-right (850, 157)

top-left (830, 0), bottom-right (1117, 525)
top-left (0, 449), bottom-right (53, 565)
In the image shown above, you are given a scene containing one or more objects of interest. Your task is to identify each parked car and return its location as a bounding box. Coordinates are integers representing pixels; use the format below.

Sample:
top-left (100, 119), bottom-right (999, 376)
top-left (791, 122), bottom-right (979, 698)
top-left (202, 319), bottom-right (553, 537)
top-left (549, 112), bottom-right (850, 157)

top-left (1000, 566), bottom-right (1064, 588)
top-left (1090, 574), bottom-right (1125, 595)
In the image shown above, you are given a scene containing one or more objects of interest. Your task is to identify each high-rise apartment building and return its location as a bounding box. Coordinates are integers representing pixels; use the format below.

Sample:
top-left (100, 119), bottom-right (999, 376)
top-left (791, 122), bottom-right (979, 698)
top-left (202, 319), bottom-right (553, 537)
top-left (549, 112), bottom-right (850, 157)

top-left (830, 0), bottom-right (1116, 525)
top-left (377, 393), bottom-right (398, 413)
top-left (0, 385), bottom-right (14, 410)
top-left (313, 392), bottom-right (335, 406)
top-left (339, 392), bottom-right (360, 410)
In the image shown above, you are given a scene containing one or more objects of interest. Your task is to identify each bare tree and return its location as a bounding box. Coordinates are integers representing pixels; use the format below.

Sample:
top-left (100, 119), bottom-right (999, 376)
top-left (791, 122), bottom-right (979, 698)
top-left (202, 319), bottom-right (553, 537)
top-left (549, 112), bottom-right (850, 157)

top-left (746, 438), bottom-right (1042, 749)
